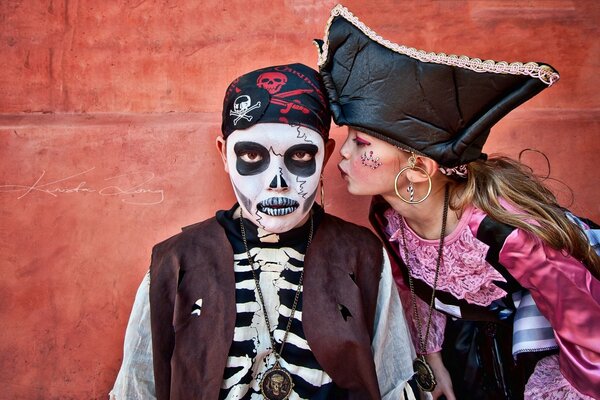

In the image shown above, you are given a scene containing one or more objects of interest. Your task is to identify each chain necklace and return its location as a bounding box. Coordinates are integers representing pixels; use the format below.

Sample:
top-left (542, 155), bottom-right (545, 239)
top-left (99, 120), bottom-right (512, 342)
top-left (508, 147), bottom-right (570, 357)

top-left (399, 184), bottom-right (449, 392)
top-left (239, 210), bottom-right (313, 400)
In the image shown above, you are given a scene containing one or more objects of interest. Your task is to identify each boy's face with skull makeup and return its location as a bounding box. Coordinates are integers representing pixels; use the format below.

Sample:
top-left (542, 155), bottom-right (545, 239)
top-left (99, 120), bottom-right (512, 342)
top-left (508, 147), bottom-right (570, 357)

top-left (218, 123), bottom-right (329, 233)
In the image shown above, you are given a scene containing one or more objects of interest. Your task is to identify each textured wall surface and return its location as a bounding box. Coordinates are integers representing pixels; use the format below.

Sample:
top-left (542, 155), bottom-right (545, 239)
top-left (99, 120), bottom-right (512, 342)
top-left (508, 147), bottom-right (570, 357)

top-left (1, 1), bottom-right (598, 398)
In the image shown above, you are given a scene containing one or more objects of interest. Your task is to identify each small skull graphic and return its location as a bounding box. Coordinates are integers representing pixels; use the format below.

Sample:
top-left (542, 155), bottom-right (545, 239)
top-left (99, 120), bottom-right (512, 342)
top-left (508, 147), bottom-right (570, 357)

top-left (257, 72), bottom-right (287, 94)
top-left (233, 95), bottom-right (252, 112)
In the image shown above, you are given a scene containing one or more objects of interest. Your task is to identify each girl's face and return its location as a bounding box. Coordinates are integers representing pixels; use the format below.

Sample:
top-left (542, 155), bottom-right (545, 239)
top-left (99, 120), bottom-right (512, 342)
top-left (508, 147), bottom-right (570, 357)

top-left (338, 127), bottom-right (404, 197)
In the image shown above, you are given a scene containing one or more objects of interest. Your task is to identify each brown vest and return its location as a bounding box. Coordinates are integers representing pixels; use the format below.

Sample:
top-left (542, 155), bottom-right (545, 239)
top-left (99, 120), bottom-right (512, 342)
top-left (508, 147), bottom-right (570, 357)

top-left (149, 213), bottom-right (384, 400)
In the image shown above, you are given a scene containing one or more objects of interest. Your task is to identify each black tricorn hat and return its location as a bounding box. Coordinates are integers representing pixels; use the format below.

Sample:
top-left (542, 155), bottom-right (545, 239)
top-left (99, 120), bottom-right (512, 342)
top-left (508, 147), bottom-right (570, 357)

top-left (316, 5), bottom-right (559, 167)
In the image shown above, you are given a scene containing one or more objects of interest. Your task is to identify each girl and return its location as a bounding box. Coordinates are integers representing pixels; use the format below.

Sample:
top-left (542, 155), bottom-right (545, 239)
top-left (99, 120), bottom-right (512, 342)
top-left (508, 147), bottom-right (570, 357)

top-left (317, 5), bottom-right (600, 400)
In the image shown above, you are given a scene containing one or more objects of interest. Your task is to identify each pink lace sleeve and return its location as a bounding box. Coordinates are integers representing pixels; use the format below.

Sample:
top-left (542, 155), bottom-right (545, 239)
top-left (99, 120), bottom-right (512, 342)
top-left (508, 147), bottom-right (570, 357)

top-left (398, 286), bottom-right (446, 354)
top-left (389, 254), bottom-right (446, 351)
top-left (416, 295), bottom-right (446, 354)
top-left (524, 355), bottom-right (594, 400)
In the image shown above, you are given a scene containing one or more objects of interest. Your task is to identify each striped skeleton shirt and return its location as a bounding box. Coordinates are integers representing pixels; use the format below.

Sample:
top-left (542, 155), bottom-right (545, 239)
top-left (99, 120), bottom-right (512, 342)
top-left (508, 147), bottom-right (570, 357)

top-left (217, 207), bottom-right (337, 400)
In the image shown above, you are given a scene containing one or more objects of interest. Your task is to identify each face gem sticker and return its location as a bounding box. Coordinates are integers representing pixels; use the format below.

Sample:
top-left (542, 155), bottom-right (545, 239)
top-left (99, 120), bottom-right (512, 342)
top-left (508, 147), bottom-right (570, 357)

top-left (225, 123), bottom-right (325, 233)
top-left (360, 150), bottom-right (382, 169)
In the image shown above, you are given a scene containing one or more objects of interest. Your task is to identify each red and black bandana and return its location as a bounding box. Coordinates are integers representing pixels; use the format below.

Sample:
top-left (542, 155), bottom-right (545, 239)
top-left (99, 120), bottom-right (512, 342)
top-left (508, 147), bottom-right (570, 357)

top-left (221, 63), bottom-right (331, 139)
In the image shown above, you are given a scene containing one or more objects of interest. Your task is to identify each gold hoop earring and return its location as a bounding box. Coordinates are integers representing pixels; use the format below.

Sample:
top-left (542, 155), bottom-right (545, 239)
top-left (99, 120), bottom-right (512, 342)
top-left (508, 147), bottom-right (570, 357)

top-left (394, 155), bottom-right (432, 204)
top-left (320, 174), bottom-right (325, 211)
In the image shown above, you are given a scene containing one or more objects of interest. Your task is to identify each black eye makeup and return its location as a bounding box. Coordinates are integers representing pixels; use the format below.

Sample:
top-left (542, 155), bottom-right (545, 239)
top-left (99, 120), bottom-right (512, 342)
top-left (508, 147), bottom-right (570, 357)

top-left (234, 141), bottom-right (270, 175)
top-left (284, 144), bottom-right (318, 177)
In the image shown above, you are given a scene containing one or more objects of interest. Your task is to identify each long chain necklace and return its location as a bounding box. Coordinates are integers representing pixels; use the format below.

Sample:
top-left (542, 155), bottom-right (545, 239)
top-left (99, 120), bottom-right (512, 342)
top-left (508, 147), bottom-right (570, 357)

top-left (239, 210), bottom-right (313, 400)
top-left (399, 184), bottom-right (449, 392)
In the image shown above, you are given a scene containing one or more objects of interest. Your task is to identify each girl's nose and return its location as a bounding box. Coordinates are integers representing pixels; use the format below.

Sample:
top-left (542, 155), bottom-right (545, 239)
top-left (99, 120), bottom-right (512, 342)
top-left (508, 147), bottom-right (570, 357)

top-left (339, 137), bottom-right (352, 159)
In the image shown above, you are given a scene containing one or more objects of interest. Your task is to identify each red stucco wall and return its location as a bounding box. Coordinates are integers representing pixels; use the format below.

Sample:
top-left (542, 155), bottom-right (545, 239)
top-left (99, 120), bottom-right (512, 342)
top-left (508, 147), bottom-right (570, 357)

top-left (1, 1), bottom-right (598, 398)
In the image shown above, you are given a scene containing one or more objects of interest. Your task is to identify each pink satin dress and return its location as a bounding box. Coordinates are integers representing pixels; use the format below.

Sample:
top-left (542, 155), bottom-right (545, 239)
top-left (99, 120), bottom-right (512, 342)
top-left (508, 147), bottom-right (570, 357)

top-left (384, 205), bottom-right (600, 399)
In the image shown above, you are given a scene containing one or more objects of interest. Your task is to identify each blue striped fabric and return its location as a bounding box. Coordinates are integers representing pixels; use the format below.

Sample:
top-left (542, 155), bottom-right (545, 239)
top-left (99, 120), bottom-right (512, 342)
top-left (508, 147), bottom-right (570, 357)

top-left (566, 212), bottom-right (600, 255)
top-left (511, 212), bottom-right (598, 358)
top-left (511, 290), bottom-right (558, 357)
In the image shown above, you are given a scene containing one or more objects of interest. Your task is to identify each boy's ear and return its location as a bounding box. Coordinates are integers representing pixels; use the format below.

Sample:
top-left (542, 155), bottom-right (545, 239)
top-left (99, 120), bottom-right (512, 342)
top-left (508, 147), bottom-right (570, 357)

top-left (323, 138), bottom-right (336, 166)
top-left (215, 136), bottom-right (229, 173)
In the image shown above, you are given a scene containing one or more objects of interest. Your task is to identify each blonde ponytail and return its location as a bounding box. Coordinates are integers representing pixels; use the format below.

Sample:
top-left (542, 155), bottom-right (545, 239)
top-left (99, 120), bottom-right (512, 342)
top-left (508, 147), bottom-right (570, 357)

top-left (455, 156), bottom-right (600, 279)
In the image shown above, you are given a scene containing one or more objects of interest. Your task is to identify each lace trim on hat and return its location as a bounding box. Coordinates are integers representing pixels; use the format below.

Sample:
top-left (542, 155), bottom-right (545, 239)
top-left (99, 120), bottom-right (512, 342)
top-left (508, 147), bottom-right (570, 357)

top-left (318, 4), bottom-right (560, 86)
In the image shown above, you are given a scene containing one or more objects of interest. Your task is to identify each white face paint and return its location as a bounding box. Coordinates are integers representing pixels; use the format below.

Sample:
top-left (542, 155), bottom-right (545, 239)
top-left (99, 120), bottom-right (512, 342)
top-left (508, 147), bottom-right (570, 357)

top-left (225, 123), bottom-right (325, 233)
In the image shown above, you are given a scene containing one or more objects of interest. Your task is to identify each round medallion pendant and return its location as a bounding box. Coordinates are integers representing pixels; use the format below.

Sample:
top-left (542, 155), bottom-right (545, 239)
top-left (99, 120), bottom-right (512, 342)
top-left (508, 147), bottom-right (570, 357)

top-left (413, 356), bottom-right (437, 392)
top-left (260, 362), bottom-right (294, 400)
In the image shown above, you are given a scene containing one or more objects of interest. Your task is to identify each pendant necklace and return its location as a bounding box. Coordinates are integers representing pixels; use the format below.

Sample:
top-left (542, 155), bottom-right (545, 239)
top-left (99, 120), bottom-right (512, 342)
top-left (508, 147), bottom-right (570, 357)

top-left (239, 210), bottom-right (313, 400)
top-left (399, 184), bottom-right (449, 392)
